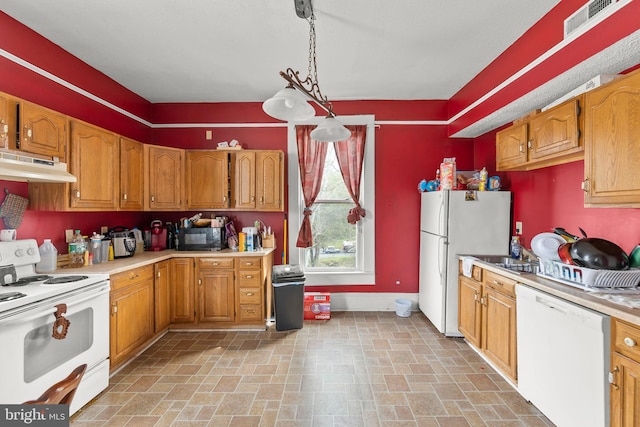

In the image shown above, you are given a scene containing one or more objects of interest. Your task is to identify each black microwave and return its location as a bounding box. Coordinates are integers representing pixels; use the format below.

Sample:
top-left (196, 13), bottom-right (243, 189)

top-left (177, 227), bottom-right (227, 251)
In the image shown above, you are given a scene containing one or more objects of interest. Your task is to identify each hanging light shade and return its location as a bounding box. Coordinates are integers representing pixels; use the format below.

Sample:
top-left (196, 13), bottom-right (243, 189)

top-left (310, 116), bottom-right (351, 142)
top-left (262, 86), bottom-right (316, 121)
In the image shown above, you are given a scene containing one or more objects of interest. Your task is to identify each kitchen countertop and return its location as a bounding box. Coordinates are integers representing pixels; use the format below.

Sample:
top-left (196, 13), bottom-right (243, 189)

top-left (59, 248), bottom-right (276, 276)
top-left (464, 256), bottom-right (640, 327)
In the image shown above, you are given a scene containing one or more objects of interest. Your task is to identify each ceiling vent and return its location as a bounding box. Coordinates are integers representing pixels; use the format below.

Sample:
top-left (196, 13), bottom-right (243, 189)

top-left (564, 0), bottom-right (618, 38)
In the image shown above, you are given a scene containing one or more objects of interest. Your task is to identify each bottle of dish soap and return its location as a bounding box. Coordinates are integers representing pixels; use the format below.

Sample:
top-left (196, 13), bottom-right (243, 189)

top-left (510, 236), bottom-right (521, 260)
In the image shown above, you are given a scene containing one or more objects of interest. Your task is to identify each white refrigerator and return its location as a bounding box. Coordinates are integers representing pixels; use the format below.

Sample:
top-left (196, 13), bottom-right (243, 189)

top-left (419, 190), bottom-right (511, 336)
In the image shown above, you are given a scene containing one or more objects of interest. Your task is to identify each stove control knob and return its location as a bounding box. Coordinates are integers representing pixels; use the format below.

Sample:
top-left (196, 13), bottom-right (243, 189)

top-left (14, 249), bottom-right (25, 257)
top-left (27, 247), bottom-right (37, 256)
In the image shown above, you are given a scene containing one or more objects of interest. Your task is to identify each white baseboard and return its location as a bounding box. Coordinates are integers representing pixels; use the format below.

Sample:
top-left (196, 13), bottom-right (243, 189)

top-left (325, 292), bottom-right (419, 312)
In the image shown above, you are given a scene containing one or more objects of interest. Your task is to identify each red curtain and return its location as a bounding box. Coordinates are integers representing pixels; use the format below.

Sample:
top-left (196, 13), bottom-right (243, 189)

top-left (295, 125), bottom-right (328, 248)
top-left (334, 125), bottom-right (367, 224)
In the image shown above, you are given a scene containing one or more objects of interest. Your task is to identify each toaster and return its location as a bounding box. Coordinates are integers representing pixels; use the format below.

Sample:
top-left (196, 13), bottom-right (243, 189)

top-left (109, 227), bottom-right (136, 258)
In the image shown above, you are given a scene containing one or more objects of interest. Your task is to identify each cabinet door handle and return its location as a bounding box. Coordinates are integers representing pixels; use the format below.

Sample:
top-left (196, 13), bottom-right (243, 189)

top-left (111, 303), bottom-right (118, 316)
top-left (245, 275), bottom-right (253, 279)
top-left (24, 126), bottom-right (32, 141)
top-left (251, 196), bottom-right (255, 202)
top-left (609, 366), bottom-right (619, 390)
top-left (0, 121), bottom-right (7, 139)
top-left (527, 139), bottom-right (533, 149)
top-left (123, 193), bottom-right (128, 201)
top-left (151, 195), bottom-right (155, 202)
top-left (72, 189), bottom-right (80, 199)
top-left (245, 292), bottom-right (253, 296)
top-left (519, 143), bottom-right (524, 153)
top-left (581, 178), bottom-right (590, 192)
top-left (223, 196), bottom-right (227, 202)
top-left (492, 280), bottom-right (504, 287)
top-left (624, 337), bottom-right (637, 347)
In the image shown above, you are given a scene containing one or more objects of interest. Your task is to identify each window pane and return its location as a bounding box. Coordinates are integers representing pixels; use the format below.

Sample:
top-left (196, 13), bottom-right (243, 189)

top-left (303, 202), bottom-right (357, 269)
top-left (317, 144), bottom-right (350, 200)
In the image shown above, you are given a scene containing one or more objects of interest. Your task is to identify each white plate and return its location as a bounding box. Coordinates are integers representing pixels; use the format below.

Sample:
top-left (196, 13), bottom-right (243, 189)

top-left (531, 232), bottom-right (565, 261)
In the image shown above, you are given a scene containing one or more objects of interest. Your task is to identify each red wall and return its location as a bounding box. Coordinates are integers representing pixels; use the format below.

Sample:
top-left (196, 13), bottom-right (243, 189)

top-left (473, 130), bottom-right (640, 255)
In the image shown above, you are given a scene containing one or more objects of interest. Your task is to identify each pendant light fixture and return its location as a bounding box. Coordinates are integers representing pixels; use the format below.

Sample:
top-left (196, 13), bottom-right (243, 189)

top-left (262, 0), bottom-right (351, 142)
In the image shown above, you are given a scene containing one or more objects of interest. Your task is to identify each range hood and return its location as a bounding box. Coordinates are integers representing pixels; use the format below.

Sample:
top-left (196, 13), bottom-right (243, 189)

top-left (0, 151), bottom-right (77, 183)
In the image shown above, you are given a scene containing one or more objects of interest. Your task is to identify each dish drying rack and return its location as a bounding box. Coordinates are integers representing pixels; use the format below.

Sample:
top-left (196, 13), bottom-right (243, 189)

top-left (537, 258), bottom-right (640, 290)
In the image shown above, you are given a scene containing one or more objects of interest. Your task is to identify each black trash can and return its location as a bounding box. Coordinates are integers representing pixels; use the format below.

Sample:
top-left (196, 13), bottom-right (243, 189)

top-left (272, 264), bottom-right (305, 331)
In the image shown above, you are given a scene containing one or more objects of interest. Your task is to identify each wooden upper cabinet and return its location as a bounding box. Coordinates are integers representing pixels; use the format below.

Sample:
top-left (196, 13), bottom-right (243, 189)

top-left (186, 150), bottom-right (231, 210)
top-left (0, 92), bottom-right (13, 149)
top-left (235, 151), bottom-right (256, 209)
top-left (529, 97), bottom-right (582, 162)
top-left (19, 101), bottom-right (67, 159)
top-left (145, 144), bottom-right (184, 211)
top-left (256, 150), bottom-right (283, 211)
top-left (234, 150), bottom-right (283, 211)
top-left (119, 137), bottom-right (144, 211)
top-left (69, 120), bottom-right (119, 210)
top-left (584, 69), bottom-right (640, 207)
top-left (496, 97), bottom-right (583, 172)
top-left (496, 122), bottom-right (528, 170)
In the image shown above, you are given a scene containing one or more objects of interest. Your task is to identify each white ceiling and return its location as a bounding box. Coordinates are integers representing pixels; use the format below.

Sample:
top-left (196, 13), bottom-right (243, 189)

top-left (0, 0), bottom-right (561, 104)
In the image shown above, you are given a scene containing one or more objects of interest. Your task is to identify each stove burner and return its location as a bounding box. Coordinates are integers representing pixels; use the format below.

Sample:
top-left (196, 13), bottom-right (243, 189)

top-left (6, 275), bottom-right (53, 286)
top-left (43, 276), bottom-right (89, 285)
top-left (0, 292), bottom-right (26, 301)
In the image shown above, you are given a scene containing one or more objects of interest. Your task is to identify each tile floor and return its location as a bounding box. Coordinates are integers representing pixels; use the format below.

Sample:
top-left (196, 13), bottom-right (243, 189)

top-left (71, 312), bottom-right (554, 426)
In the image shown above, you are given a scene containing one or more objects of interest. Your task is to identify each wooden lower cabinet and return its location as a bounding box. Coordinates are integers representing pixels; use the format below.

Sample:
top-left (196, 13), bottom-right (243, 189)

top-left (170, 254), bottom-right (271, 329)
top-left (154, 260), bottom-right (171, 332)
top-left (458, 265), bottom-right (518, 382)
top-left (198, 258), bottom-right (235, 323)
top-left (169, 258), bottom-right (196, 324)
top-left (611, 318), bottom-right (640, 427)
top-left (109, 265), bottom-right (155, 370)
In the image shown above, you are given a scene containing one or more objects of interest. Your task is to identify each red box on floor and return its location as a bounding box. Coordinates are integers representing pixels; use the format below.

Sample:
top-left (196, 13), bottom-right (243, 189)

top-left (304, 292), bottom-right (330, 320)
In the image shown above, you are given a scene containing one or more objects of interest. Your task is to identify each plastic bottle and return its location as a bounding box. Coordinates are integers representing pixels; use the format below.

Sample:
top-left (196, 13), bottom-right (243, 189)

top-left (479, 167), bottom-right (488, 191)
top-left (69, 230), bottom-right (86, 268)
top-left (35, 239), bottom-right (58, 273)
top-left (510, 236), bottom-right (521, 260)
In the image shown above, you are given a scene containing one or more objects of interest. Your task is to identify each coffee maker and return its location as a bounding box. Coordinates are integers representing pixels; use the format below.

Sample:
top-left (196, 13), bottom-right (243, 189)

top-left (150, 220), bottom-right (167, 251)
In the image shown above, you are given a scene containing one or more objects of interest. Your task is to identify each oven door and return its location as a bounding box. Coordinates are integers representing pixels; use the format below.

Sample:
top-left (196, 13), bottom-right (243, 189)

top-left (0, 281), bottom-right (110, 411)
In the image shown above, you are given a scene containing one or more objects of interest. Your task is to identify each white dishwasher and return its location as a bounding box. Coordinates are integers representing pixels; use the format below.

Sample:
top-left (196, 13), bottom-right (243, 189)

top-left (516, 284), bottom-right (610, 427)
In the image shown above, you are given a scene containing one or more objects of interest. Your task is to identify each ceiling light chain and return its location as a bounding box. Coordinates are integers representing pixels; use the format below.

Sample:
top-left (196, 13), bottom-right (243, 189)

top-left (262, 0), bottom-right (351, 142)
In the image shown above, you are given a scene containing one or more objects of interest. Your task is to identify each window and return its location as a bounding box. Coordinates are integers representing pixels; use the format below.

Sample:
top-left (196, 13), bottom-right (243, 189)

top-left (287, 115), bottom-right (375, 286)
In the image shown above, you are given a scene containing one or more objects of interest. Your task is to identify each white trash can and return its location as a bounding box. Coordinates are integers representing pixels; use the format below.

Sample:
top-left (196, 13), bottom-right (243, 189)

top-left (395, 299), bottom-right (412, 317)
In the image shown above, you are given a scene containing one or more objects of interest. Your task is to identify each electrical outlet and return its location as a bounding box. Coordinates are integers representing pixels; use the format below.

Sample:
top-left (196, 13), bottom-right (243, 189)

top-left (515, 221), bottom-right (523, 235)
top-left (65, 229), bottom-right (74, 243)
top-left (101, 226), bottom-right (108, 235)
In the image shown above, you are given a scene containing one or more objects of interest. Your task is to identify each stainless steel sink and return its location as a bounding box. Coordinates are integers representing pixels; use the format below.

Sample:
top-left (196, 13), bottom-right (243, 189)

top-left (472, 255), bottom-right (539, 274)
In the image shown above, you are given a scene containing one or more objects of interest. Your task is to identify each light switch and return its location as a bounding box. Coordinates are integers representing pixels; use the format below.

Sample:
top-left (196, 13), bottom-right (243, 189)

top-left (205, 130), bottom-right (213, 140)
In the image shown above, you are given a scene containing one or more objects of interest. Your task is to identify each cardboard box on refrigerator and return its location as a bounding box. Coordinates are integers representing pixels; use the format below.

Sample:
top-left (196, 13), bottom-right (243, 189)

top-left (304, 292), bottom-right (330, 320)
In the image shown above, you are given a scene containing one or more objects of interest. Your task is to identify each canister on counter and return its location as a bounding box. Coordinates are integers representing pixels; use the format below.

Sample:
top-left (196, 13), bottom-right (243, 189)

top-left (238, 232), bottom-right (246, 252)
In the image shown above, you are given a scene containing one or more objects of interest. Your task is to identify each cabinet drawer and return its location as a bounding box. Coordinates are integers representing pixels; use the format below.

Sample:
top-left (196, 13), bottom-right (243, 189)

top-left (236, 257), bottom-right (262, 269)
top-left (238, 304), bottom-right (262, 322)
top-left (458, 261), bottom-right (482, 282)
top-left (110, 265), bottom-right (154, 291)
top-left (239, 288), bottom-right (261, 304)
top-left (199, 258), bottom-right (234, 269)
top-left (483, 270), bottom-right (516, 297)
top-left (613, 318), bottom-right (640, 360)
top-left (237, 270), bottom-right (261, 287)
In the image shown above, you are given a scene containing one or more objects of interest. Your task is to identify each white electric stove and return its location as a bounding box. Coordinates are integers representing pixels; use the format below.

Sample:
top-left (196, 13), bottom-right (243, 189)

top-left (0, 239), bottom-right (110, 415)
